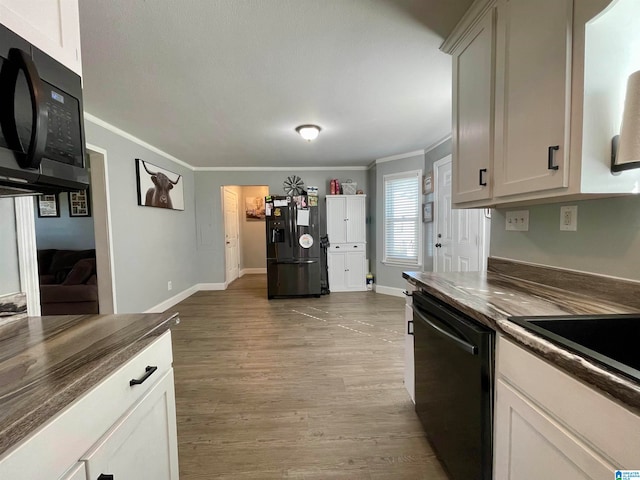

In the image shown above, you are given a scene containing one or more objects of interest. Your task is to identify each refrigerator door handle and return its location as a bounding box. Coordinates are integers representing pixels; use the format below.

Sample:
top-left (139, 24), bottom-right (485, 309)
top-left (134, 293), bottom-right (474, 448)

top-left (288, 204), bottom-right (292, 248)
top-left (276, 260), bottom-right (317, 264)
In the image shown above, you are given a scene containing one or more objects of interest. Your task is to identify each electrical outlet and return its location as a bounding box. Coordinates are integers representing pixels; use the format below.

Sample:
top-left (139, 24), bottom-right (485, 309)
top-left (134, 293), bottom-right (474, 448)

top-left (560, 205), bottom-right (578, 231)
top-left (167, 281), bottom-right (173, 291)
top-left (505, 210), bottom-right (529, 231)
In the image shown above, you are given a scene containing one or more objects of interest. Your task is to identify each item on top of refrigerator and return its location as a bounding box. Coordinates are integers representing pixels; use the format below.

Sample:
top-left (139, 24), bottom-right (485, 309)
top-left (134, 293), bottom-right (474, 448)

top-left (283, 175), bottom-right (305, 195)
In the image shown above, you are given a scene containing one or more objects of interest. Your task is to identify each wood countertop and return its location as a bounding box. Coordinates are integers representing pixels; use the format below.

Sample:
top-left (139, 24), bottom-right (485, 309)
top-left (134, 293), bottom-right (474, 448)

top-left (0, 312), bottom-right (179, 459)
top-left (403, 259), bottom-right (640, 413)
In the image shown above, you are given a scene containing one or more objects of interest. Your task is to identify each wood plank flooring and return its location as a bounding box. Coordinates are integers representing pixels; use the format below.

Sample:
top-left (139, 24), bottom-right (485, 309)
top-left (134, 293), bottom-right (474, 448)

top-left (169, 275), bottom-right (447, 479)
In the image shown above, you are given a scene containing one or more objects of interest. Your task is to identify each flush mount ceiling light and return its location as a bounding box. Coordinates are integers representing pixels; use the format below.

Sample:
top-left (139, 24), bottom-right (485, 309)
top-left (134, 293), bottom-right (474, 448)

top-left (295, 124), bottom-right (321, 142)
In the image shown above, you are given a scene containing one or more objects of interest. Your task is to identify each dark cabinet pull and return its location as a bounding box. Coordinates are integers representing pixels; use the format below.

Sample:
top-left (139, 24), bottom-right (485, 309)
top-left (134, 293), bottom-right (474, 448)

top-left (407, 320), bottom-right (414, 335)
top-left (548, 145), bottom-right (559, 170)
top-left (435, 243), bottom-right (442, 248)
top-left (479, 168), bottom-right (487, 186)
top-left (403, 290), bottom-right (413, 297)
top-left (129, 365), bottom-right (157, 386)
top-left (98, 475), bottom-right (114, 480)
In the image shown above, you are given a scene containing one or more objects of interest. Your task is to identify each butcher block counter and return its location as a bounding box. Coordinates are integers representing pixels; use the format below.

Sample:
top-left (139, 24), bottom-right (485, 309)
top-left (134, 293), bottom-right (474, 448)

top-left (0, 311), bottom-right (179, 465)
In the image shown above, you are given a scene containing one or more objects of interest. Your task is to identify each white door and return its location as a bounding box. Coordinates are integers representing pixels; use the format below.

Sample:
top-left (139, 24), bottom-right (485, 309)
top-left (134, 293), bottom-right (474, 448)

top-left (345, 251), bottom-right (366, 290)
top-left (223, 188), bottom-right (239, 284)
top-left (433, 156), bottom-right (488, 272)
top-left (326, 196), bottom-right (347, 244)
top-left (327, 252), bottom-right (346, 292)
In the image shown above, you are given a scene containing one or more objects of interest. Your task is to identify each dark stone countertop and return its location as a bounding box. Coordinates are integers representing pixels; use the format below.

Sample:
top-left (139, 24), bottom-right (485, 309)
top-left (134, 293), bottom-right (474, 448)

top-left (403, 269), bottom-right (640, 413)
top-left (0, 312), bottom-right (179, 459)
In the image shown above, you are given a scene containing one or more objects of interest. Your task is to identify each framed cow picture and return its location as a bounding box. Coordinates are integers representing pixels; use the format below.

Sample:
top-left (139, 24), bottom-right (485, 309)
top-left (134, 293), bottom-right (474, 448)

top-left (135, 159), bottom-right (184, 211)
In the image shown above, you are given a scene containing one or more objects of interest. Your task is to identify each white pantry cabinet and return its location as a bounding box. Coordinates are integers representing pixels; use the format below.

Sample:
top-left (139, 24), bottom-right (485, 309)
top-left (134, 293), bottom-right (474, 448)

top-left (494, 335), bottom-right (640, 478)
top-left (0, 0), bottom-right (82, 75)
top-left (443, 0), bottom-right (637, 208)
top-left (326, 195), bottom-right (367, 292)
top-left (0, 331), bottom-right (179, 480)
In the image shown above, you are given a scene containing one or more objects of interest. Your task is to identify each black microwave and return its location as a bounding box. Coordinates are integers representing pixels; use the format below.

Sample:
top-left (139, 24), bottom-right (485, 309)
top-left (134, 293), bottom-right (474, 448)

top-left (0, 24), bottom-right (88, 196)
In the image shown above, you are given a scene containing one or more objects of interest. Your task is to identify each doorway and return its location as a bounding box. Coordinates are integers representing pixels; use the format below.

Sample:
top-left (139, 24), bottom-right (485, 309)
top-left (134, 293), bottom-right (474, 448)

top-left (433, 155), bottom-right (490, 272)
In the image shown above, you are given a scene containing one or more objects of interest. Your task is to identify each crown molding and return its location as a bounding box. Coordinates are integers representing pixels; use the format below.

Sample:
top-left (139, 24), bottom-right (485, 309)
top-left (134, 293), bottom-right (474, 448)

top-left (424, 134), bottom-right (452, 153)
top-left (375, 149), bottom-right (425, 164)
top-left (193, 165), bottom-right (368, 172)
top-left (440, 0), bottom-right (496, 54)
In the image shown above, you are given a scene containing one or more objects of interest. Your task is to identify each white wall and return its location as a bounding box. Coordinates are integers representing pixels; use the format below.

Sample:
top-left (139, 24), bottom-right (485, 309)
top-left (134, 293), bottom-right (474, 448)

top-left (85, 118), bottom-right (198, 313)
top-left (0, 199), bottom-right (20, 295)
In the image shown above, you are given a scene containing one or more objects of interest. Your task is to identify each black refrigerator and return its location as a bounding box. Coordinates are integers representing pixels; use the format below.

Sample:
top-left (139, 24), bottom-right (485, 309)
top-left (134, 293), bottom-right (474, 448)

top-left (265, 195), bottom-right (321, 299)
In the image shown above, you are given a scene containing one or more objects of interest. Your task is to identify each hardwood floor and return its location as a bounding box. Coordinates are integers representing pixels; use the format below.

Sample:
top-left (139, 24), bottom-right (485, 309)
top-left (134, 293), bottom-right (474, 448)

top-left (169, 275), bottom-right (447, 479)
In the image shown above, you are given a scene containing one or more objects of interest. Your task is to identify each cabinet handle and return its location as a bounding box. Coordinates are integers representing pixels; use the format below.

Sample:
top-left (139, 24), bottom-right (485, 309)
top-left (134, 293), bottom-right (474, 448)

top-left (403, 290), bottom-right (413, 297)
top-left (435, 243), bottom-right (442, 248)
top-left (129, 365), bottom-right (158, 386)
top-left (479, 168), bottom-right (487, 186)
top-left (98, 475), bottom-right (114, 480)
top-left (335, 245), bottom-right (340, 249)
top-left (353, 245), bottom-right (358, 248)
top-left (407, 320), bottom-right (414, 335)
top-left (548, 145), bottom-right (559, 170)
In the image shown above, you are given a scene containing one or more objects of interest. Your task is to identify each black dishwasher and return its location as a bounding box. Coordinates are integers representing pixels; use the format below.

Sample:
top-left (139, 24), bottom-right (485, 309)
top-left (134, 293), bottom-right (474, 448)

top-left (412, 290), bottom-right (494, 480)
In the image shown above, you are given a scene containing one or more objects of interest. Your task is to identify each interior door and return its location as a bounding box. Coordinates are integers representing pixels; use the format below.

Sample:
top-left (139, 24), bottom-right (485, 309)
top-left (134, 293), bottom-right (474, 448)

top-left (434, 156), bottom-right (488, 272)
top-left (223, 188), bottom-right (239, 284)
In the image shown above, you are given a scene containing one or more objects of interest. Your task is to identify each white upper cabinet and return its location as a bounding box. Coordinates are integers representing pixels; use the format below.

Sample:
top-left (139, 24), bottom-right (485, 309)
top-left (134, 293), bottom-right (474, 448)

top-left (326, 195), bottom-right (366, 245)
top-left (451, 5), bottom-right (495, 204)
top-left (0, 0), bottom-right (82, 75)
top-left (443, 0), bottom-right (640, 208)
top-left (493, 0), bottom-right (572, 197)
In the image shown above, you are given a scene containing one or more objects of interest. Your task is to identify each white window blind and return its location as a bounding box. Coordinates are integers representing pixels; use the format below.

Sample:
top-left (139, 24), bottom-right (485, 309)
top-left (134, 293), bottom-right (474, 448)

top-left (383, 170), bottom-right (421, 265)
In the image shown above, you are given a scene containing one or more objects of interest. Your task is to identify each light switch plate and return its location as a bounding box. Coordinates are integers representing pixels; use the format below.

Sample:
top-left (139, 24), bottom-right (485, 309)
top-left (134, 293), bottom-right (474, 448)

top-left (505, 210), bottom-right (529, 231)
top-left (560, 205), bottom-right (578, 231)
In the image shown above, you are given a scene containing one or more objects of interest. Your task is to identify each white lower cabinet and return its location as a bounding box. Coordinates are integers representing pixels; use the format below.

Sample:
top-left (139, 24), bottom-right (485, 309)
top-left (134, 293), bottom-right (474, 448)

top-left (494, 335), bottom-right (640, 478)
top-left (59, 463), bottom-right (87, 480)
top-left (328, 247), bottom-right (366, 292)
top-left (82, 370), bottom-right (179, 480)
top-left (403, 283), bottom-right (415, 403)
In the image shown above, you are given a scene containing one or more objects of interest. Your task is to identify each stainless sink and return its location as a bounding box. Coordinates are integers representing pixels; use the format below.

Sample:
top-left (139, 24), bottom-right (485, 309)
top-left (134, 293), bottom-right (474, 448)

top-left (509, 314), bottom-right (640, 383)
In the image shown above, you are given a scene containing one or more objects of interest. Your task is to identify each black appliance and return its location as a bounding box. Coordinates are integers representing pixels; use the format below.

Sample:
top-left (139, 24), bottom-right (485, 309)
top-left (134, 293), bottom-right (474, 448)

top-left (412, 290), bottom-right (494, 480)
top-left (265, 195), bottom-right (321, 299)
top-left (0, 24), bottom-right (88, 196)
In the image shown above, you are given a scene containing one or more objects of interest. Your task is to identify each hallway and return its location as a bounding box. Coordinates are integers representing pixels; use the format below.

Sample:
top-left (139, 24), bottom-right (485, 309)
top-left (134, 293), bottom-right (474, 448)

top-left (170, 275), bottom-right (446, 479)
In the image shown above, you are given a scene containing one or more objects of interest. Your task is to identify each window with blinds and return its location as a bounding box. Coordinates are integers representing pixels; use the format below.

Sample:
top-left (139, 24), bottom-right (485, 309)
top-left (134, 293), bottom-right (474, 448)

top-left (383, 170), bottom-right (422, 266)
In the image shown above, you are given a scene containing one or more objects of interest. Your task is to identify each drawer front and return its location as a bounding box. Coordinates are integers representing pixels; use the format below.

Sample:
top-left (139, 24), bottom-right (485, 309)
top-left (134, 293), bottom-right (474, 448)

top-left (0, 330), bottom-right (173, 480)
top-left (329, 243), bottom-right (365, 252)
top-left (497, 335), bottom-right (640, 468)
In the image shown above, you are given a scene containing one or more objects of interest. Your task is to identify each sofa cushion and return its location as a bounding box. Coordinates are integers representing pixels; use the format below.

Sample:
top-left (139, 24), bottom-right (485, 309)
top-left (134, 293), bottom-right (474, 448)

top-left (62, 258), bottom-right (96, 285)
top-left (40, 284), bottom-right (98, 303)
top-left (37, 249), bottom-right (57, 276)
top-left (48, 249), bottom-right (96, 278)
top-left (39, 274), bottom-right (56, 285)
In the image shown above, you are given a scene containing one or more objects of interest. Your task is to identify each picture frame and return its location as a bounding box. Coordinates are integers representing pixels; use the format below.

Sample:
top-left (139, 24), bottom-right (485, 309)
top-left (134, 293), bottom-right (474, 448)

top-left (245, 196), bottom-right (266, 220)
top-left (423, 201), bottom-right (434, 223)
top-left (423, 171), bottom-right (433, 195)
top-left (135, 158), bottom-right (184, 211)
top-left (68, 189), bottom-right (91, 217)
top-left (36, 194), bottom-right (60, 218)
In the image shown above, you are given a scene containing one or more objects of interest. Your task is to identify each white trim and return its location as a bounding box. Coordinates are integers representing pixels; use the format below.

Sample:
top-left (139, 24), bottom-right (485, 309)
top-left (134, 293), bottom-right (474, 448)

top-left (84, 113), bottom-right (195, 172)
top-left (14, 197), bottom-right (40, 316)
top-left (194, 165), bottom-right (368, 171)
top-left (198, 283), bottom-right (227, 291)
top-left (376, 150), bottom-right (425, 164)
top-left (440, 0), bottom-right (496, 54)
top-left (240, 268), bottom-right (267, 276)
top-left (424, 134), bottom-right (452, 154)
top-left (86, 144), bottom-right (118, 313)
top-left (373, 285), bottom-right (406, 297)
top-left (144, 285), bottom-right (199, 313)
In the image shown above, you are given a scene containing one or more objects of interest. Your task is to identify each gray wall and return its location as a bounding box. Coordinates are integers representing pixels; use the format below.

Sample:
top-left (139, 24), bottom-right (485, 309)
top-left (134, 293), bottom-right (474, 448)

top-left (85, 120), bottom-right (198, 313)
top-left (240, 185), bottom-right (269, 270)
top-left (491, 195), bottom-right (640, 281)
top-left (0, 199), bottom-right (20, 295)
top-left (367, 164), bottom-right (376, 273)
top-left (195, 170), bottom-right (368, 284)
top-left (34, 193), bottom-right (96, 250)
top-left (374, 153), bottom-right (426, 290)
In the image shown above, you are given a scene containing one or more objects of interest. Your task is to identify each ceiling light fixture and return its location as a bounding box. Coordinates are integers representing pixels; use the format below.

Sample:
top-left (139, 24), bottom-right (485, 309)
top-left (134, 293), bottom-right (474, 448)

top-left (296, 124), bottom-right (321, 142)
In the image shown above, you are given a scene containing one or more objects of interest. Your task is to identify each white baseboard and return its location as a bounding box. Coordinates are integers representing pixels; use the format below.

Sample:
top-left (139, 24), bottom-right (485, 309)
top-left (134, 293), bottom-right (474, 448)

top-left (144, 285), bottom-right (199, 313)
top-left (240, 268), bottom-right (267, 276)
top-left (197, 283), bottom-right (227, 291)
top-left (374, 285), bottom-right (406, 297)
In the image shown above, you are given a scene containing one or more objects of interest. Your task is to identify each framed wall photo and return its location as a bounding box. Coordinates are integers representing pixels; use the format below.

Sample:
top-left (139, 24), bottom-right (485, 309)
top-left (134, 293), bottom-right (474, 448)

top-left (68, 189), bottom-right (91, 217)
top-left (423, 201), bottom-right (434, 223)
top-left (423, 171), bottom-right (433, 194)
top-left (36, 194), bottom-right (60, 218)
top-left (135, 158), bottom-right (184, 210)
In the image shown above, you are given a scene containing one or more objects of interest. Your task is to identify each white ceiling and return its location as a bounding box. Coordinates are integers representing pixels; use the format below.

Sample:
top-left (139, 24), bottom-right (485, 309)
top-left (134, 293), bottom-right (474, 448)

top-left (78, 0), bottom-right (472, 168)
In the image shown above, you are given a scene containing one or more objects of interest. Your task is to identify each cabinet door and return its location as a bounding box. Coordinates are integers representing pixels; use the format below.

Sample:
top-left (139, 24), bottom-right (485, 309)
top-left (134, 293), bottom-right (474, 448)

top-left (493, 0), bottom-right (571, 197)
top-left (326, 196), bottom-right (347, 244)
top-left (345, 196), bottom-right (366, 243)
top-left (494, 379), bottom-right (615, 479)
top-left (327, 252), bottom-right (346, 292)
top-left (0, 0), bottom-right (82, 75)
top-left (345, 251), bottom-right (366, 291)
top-left (452, 8), bottom-right (495, 204)
top-left (58, 463), bottom-right (86, 480)
top-left (81, 370), bottom-right (179, 480)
